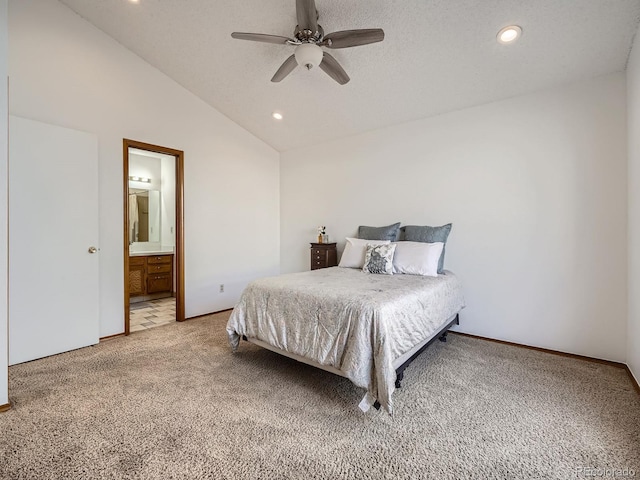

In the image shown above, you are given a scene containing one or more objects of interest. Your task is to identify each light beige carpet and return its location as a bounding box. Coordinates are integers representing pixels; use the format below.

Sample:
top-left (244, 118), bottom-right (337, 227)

top-left (1, 311), bottom-right (638, 480)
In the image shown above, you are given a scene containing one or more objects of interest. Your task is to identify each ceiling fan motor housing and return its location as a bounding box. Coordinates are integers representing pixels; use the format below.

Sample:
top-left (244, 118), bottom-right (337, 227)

top-left (294, 24), bottom-right (324, 43)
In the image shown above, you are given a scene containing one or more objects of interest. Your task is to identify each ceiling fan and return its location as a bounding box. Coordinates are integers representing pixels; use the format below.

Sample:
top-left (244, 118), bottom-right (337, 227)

top-left (231, 0), bottom-right (385, 85)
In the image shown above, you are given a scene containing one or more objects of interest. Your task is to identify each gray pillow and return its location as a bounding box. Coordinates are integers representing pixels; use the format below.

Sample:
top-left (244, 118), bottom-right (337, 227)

top-left (402, 224), bottom-right (452, 274)
top-left (358, 222), bottom-right (401, 242)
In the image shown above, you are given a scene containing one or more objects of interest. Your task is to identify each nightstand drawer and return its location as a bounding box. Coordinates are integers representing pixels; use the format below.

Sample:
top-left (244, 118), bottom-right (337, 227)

top-left (309, 243), bottom-right (338, 271)
top-left (312, 259), bottom-right (328, 269)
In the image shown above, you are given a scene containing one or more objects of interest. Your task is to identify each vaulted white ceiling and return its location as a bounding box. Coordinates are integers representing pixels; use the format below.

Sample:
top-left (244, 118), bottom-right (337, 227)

top-left (59, 0), bottom-right (640, 152)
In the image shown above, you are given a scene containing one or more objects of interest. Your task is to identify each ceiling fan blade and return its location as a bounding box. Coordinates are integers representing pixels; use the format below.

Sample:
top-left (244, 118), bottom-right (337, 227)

top-left (323, 29), bottom-right (385, 49)
top-left (271, 55), bottom-right (298, 82)
top-left (231, 32), bottom-right (293, 45)
top-left (319, 53), bottom-right (350, 85)
top-left (296, 0), bottom-right (318, 32)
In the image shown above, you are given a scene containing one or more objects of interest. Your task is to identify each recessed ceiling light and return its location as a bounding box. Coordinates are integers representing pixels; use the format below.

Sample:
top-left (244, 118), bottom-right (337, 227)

top-left (497, 25), bottom-right (522, 44)
top-left (272, 112), bottom-right (283, 120)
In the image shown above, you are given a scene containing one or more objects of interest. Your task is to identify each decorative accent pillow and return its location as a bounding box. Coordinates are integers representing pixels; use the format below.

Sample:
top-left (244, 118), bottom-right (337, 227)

top-left (358, 222), bottom-right (401, 242)
top-left (363, 243), bottom-right (397, 275)
top-left (338, 238), bottom-right (390, 269)
top-left (402, 224), bottom-right (452, 274)
top-left (392, 241), bottom-right (444, 276)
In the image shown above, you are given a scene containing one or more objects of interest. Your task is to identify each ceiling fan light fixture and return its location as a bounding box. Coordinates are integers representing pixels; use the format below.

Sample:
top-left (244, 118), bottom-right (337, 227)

top-left (497, 25), bottom-right (522, 44)
top-left (295, 43), bottom-right (323, 70)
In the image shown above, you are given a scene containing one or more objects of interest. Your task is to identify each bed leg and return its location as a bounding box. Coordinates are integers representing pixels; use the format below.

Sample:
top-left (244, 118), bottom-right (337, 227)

top-left (395, 370), bottom-right (404, 389)
top-left (439, 331), bottom-right (448, 342)
top-left (242, 335), bottom-right (248, 341)
top-left (373, 401), bottom-right (381, 410)
top-left (455, 314), bottom-right (460, 325)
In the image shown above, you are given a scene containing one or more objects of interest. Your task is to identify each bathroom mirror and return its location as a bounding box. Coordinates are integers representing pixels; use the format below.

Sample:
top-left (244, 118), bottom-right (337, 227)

top-left (128, 148), bottom-right (176, 253)
top-left (129, 189), bottom-right (160, 243)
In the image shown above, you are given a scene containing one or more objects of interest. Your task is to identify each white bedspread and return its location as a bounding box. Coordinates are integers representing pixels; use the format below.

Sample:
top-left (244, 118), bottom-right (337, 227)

top-left (226, 267), bottom-right (465, 413)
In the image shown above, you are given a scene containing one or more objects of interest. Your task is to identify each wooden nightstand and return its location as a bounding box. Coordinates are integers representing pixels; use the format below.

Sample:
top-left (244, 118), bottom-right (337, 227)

top-left (310, 243), bottom-right (338, 270)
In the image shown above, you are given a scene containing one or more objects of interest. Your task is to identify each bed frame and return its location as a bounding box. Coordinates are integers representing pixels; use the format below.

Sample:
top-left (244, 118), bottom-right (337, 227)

top-left (372, 313), bottom-right (460, 410)
top-left (242, 312), bottom-right (460, 410)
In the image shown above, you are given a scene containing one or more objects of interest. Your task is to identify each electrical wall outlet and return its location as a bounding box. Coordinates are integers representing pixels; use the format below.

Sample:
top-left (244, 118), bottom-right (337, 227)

top-left (219, 284), bottom-right (224, 293)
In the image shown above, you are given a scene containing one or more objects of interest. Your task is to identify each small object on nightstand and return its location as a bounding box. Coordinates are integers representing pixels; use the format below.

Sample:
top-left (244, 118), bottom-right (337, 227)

top-left (310, 242), bottom-right (337, 270)
top-left (317, 226), bottom-right (326, 244)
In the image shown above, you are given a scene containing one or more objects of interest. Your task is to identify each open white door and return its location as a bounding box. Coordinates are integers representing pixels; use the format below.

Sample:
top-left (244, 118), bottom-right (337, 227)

top-left (9, 116), bottom-right (99, 365)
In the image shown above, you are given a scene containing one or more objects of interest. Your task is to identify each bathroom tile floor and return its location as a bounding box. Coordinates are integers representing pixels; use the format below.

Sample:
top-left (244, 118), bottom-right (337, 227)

top-left (130, 297), bottom-right (176, 332)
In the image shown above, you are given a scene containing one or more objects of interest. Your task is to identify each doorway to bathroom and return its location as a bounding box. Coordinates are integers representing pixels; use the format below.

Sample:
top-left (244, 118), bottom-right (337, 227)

top-left (123, 139), bottom-right (185, 334)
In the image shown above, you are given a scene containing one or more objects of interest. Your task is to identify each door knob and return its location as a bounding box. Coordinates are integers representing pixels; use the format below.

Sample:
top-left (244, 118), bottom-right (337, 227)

top-left (88, 246), bottom-right (98, 254)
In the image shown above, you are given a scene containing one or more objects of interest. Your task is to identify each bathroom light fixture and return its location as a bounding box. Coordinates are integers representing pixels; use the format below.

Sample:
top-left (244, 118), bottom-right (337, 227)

top-left (129, 176), bottom-right (151, 183)
top-left (497, 25), bottom-right (522, 44)
top-left (272, 112), bottom-right (283, 120)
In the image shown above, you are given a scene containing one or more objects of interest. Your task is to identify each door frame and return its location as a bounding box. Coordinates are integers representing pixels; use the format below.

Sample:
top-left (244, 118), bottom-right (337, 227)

top-left (123, 139), bottom-right (185, 334)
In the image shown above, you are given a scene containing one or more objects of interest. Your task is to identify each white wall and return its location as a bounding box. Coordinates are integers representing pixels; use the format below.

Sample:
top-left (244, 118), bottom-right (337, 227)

top-left (9, 0), bottom-right (280, 336)
top-left (0, 0), bottom-right (9, 407)
top-left (627, 28), bottom-right (640, 383)
top-left (281, 73), bottom-right (628, 362)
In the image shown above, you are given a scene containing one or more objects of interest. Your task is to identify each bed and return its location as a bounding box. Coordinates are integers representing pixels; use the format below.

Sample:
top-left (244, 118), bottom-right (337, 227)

top-left (226, 266), bottom-right (465, 413)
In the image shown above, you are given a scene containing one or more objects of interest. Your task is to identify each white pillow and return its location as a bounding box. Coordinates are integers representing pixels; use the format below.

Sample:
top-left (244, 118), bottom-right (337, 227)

top-left (392, 241), bottom-right (444, 277)
top-left (338, 237), bottom-right (391, 269)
